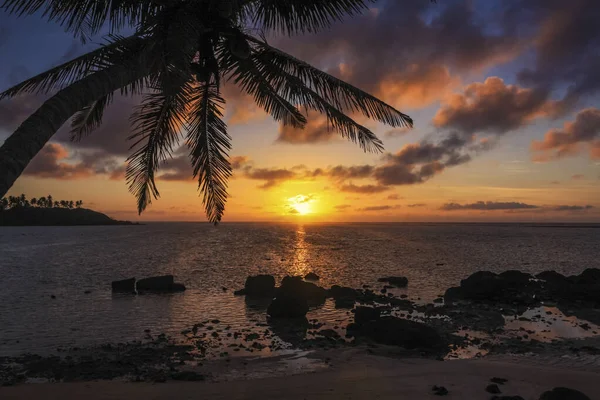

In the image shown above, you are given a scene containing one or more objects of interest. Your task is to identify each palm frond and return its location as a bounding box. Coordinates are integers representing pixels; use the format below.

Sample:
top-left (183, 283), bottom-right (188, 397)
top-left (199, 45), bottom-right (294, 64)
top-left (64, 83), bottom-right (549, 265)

top-left (251, 52), bottom-right (383, 152)
top-left (247, 0), bottom-right (374, 35)
top-left (1, 0), bottom-right (160, 42)
top-left (126, 82), bottom-right (191, 214)
top-left (70, 93), bottom-right (113, 141)
top-left (186, 81), bottom-right (232, 225)
top-left (246, 35), bottom-right (413, 129)
top-left (218, 42), bottom-right (306, 129)
top-left (0, 35), bottom-right (146, 100)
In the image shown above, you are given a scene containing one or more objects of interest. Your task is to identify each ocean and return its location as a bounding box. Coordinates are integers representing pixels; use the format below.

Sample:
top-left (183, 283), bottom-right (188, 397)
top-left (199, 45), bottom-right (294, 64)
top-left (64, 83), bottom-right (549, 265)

top-left (1, 222), bottom-right (598, 356)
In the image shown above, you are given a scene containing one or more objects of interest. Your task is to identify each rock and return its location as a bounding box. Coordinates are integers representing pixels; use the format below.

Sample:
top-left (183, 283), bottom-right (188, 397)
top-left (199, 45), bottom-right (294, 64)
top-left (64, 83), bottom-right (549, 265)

top-left (432, 385), bottom-right (449, 396)
top-left (277, 276), bottom-right (327, 306)
top-left (318, 329), bottom-right (341, 339)
top-left (304, 272), bottom-right (320, 281)
top-left (137, 275), bottom-right (186, 292)
top-left (111, 278), bottom-right (136, 293)
top-left (499, 270), bottom-right (533, 284)
top-left (536, 271), bottom-right (568, 285)
top-left (170, 371), bottom-right (204, 381)
top-left (574, 268), bottom-right (600, 284)
top-left (83, 290), bottom-right (92, 294)
top-left (349, 315), bottom-right (447, 352)
top-left (244, 275), bottom-right (276, 297)
top-left (433, 297), bottom-right (444, 304)
top-left (267, 296), bottom-right (309, 319)
top-left (354, 306), bottom-right (381, 325)
top-left (486, 384), bottom-right (502, 394)
top-left (329, 285), bottom-right (361, 300)
top-left (377, 276), bottom-right (408, 287)
top-left (445, 270), bottom-right (539, 305)
top-left (539, 387), bottom-right (591, 400)
top-left (491, 377), bottom-right (508, 384)
top-left (334, 297), bottom-right (355, 309)
top-left (233, 288), bottom-right (247, 296)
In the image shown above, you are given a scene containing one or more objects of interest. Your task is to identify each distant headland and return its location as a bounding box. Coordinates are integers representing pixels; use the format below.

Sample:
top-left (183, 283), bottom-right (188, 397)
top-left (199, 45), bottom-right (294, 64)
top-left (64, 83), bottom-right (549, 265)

top-left (0, 195), bottom-right (135, 226)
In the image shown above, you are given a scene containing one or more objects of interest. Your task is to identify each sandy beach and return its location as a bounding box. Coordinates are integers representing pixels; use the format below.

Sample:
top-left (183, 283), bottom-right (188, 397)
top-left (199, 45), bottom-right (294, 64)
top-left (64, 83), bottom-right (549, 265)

top-left (2, 351), bottom-right (599, 400)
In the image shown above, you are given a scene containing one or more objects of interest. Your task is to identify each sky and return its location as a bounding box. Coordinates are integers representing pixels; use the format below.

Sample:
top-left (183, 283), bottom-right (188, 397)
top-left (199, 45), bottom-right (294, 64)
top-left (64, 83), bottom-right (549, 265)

top-left (1, 0), bottom-right (599, 223)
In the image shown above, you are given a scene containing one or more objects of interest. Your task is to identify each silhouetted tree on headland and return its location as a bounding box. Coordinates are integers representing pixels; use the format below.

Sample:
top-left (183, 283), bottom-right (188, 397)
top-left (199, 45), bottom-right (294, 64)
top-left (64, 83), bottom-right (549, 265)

top-left (0, 194), bottom-right (83, 210)
top-left (0, 0), bottom-right (420, 224)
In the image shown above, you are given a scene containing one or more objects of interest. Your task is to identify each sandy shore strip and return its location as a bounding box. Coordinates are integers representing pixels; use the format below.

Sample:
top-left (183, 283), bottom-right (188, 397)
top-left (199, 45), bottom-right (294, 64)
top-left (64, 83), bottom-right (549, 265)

top-left (2, 353), bottom-right (599, 400)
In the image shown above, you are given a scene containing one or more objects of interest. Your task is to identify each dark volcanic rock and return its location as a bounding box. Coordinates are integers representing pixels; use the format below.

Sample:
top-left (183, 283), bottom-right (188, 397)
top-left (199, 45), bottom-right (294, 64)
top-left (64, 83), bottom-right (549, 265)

top-left (137, 275), bottom-right (186, 292)
top-left (432, 385), bottom-right (449, 396)
top-left (304, 272), bottom-right (320, 281)
top-left (377, 276), bottom-right (408, 287)
top-left (349, 315), bottom-right (447, 352)
top-left (244, 275), bottom-right (276, 297)
top-left (539, 387), bottom-right (591, 400)
top-left (444, 270), bottom-right (538, 305)
top-left (573, 268), bottom-right (600, 284)
top-left (111, 278), bottom-right (136, 293)
top-left (329, 285), bottom-right (361, 301)
top-left (536, 271), bottom-right (568, 285)
top-left (354, 306), bottom-right (382, 325)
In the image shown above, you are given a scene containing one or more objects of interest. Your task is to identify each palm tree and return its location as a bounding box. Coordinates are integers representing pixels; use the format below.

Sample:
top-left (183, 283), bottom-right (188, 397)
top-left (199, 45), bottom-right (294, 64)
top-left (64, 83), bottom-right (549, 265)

top-left (0, 0), bottom-right (413, 223)
top-left (37, 197), bottom-right (46, 208)
top-left (75, 200), bottom-right (83, 208)
top-left (0, 197), bottom-right (8, 211)
top-left (54, 201), bottom-right (60, 208)
top-left (31, 197), bottom-right (38, 207)
top-left (68, 200), bottom-right (75, 209)
top-left (47, 195), bottom-right (53, 208)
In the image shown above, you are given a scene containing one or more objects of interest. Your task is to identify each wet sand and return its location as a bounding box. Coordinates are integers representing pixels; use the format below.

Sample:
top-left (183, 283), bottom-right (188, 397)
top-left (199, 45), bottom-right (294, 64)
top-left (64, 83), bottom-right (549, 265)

top-left (2, 352), bottom-right (599, 400)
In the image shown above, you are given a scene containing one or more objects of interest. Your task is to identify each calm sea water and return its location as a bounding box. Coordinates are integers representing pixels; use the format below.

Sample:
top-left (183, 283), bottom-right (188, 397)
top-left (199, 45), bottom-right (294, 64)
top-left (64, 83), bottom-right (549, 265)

top-left (0, 222), bottom-right (598, 356)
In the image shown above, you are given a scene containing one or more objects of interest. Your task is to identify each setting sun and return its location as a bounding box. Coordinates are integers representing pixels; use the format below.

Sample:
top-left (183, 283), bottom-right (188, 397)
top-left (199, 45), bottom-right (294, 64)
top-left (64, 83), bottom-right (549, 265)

top-left (288, 195), bottom-right (315, 215)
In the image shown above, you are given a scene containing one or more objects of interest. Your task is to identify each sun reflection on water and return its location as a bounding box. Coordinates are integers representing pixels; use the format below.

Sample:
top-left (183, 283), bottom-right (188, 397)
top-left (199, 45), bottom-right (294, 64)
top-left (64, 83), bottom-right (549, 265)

top-left (288, 225), bottom-right (310, 277)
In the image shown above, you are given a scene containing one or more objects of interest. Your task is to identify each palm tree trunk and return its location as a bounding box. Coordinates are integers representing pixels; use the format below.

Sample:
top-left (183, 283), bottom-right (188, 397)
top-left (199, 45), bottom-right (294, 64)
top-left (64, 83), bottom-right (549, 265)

top-left (0, 68), bottom-right (140, 197)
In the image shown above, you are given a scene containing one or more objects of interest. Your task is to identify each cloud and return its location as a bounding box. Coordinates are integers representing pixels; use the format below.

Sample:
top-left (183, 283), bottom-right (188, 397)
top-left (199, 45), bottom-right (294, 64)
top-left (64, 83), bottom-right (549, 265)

top-left (514, 0), bottom-right (600, 109)
top-left (441, 201), bottom-right (539, 211)
top-left (335, 204), bottom-right (352, 211)
top-left (408, 203), bottom-right (427, 208)
top-left (531, 108), bottom-right (600, 161)
top-left (231, 156), bottom-right (251, 170)
top-left (22, 143), bottom-right (123, 180)
top-left (339, 183), bottom-right (390, 194)
top-left (572, 174), bottom-right (585, 180)
top-left (245, 167), bottom-right (297, 189)
top-left (357, 205), bottom-right (400, 212)
top-left (553, 205), bottom-right (594, 211)
top-left (384, 128), bottom-right (411, 139)
top-left (387, 194), bottom-right (402, 200)
top-left (277, 113), bottom-right (336, 145)
top-left (327, 165), bottom-right (374, 181)
top-left (434, 77), bottom-right (558, 135)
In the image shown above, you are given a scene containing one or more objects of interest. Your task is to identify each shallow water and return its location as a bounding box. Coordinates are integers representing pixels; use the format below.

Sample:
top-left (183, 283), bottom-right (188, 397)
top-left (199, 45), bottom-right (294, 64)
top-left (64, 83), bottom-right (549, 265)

top-left (0, 222), bottom-right (598, 356)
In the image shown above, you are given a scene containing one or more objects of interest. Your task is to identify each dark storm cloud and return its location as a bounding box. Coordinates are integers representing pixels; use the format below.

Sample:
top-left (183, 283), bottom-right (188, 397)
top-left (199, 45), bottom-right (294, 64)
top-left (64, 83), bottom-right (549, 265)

top-left (441, 201), bottom-right (539, 211)
top-left (339, 183), bottom-right (390, 194)
top-left (531, 108), bottom-right (600, 161)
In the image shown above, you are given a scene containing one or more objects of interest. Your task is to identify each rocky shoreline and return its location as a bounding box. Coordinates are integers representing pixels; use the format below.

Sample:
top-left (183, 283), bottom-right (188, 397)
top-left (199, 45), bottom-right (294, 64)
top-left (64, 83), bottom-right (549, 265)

top-left (2, 269), bottom-right (600, 388)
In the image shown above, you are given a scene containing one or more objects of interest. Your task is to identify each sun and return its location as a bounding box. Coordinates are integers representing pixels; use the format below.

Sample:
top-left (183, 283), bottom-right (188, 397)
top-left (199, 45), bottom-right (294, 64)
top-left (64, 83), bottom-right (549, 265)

top-left (288, 195), bottom-right (315, 216)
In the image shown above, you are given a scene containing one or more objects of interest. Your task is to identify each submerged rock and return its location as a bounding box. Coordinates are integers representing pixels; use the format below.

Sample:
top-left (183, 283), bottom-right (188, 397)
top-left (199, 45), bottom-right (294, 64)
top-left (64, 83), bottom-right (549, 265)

top-left (267, 296), bottom-right (309, 319)
top-left (244, 275), bottom-right (276, 297)
top-left (539, 387), bottom-right (591, 400)
top-left (137, 275), bottom-right (186, 293)
top-left (111, 278), bottom-right (136, 293)
top-left (304, 272), bottom-right (320, 281)
top-left (277, 276), bottom-right (328, 306)
top-left (377, 276), bottom-right (408, 287)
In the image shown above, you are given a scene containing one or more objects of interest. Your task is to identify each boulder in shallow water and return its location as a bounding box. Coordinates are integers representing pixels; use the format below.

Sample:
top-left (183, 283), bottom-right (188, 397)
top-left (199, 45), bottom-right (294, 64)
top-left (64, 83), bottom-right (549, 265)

top-left (329, 285), bottom-right (361, 301)
top-left (377, 276), bottom-right (408, 287)
top-left (354, 306), bottom-right (381, 325)
top-left (536, 270), bottom-right (568, 285)
top-left (277, 276), bottom-right (328, 306)
top-left (304, 272), bottom-right (320, 281)
top-left (267, 295), bottom-right (309, 319)
top-left (244, 275), bottom-right (275, 297)
top-left (137, 275), bottom-right (186, 292)
top-left (111, 278), bottom-right (136, 293)
top-left (573, 268), bottom-right (600, 284)
top-left (539, 387), bottom-right (591, 400)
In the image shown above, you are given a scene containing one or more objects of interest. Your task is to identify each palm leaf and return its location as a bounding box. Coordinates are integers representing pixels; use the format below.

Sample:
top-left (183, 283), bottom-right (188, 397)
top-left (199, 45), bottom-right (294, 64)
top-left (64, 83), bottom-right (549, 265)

top-left (218, 42), bottom-right (306, 129)
top-left (70, 93), bottom-right (113, 141)
top-left (1, 0), bottom-right (160, 42)
top-left (0, 35), bottom-right (146, 100)
top-left (246, 35), bottom-right (413, 129)
top-left (186, 81), bottom-right (232, 225)
top-left (247, 0), bottom-right (374, 35)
